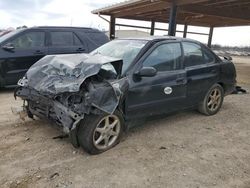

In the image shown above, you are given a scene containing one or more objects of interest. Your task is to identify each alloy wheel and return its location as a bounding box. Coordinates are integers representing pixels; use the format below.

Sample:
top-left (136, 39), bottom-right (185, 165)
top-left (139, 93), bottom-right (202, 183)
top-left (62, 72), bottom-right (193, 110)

top-left (93, 115), bottom-right (121, 150)
top-left (207, 88), bottom-right (222, 112)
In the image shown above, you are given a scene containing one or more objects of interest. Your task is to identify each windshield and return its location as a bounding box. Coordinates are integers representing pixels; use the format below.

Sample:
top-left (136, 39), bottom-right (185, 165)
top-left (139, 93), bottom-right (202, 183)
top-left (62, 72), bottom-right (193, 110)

top-left (91, 39), bottom-right (147, 74)
top-left (0, 29), bottom-right (24, 43)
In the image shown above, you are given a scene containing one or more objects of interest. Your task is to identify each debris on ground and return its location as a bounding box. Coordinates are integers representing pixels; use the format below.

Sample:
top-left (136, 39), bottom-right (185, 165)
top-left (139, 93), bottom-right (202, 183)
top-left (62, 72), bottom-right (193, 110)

top-left (52, 135), bottom-right (69, 139)
top-left (50, 172), bottom-right (59, 180)
top-left (159, 146), bottom-right (167, 150)
top-left (232, 86), bottom-right (247, 94)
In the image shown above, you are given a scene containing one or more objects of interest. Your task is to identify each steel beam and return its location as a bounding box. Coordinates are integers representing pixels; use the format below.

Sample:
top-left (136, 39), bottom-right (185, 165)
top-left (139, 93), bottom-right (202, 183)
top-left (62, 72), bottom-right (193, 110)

top-left (168, 1), bottom-right (177, 36)
top-left (207, 26), bottom-right (214, 48)
top-left (150, 21), bottom-right (155, 36)
top-left (183, 24), bottom-right (188, 38)
top-left (115, 23), bottom-right (209, 36)
top-left (110, 16), bottom-right (116, 40)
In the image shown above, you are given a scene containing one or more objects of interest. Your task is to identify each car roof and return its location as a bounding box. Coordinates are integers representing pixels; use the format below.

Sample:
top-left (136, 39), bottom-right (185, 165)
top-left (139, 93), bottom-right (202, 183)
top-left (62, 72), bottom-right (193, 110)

top-left (28, 26), bottom-right (101, 32)
top-left (118, 36), bottom-right (200, 43)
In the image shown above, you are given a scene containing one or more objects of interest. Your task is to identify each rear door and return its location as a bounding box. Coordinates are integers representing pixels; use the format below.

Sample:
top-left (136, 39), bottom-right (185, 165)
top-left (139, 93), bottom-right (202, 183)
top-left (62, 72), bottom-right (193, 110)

top-left (48, 30), bottom-right (87, 54)
top-left (126, 41), bottom-right (187, 119)
top-left (1, 30), bottom-right (47, 85)
top-left (182, 42), bottom-right (220, 106)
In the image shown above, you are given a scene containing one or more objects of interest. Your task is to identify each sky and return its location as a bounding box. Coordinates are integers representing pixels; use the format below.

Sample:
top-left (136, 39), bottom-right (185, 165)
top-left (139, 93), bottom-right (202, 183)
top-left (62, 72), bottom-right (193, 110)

top-left (0, 0), bottom-right (250, 46)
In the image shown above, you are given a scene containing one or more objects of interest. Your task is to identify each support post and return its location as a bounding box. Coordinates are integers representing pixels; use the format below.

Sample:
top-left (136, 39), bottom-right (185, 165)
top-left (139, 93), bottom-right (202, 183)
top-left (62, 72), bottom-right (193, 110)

top-left (150, 21), bottom-right (155, 36)
top-left (183, 24), bottom-right (188, 38)
top-left (168, 1), bottom-right (177, 36)
top-left (207, 26), bottom-right (214, 48)
top-left (109, 16), bottom-right (116, 40)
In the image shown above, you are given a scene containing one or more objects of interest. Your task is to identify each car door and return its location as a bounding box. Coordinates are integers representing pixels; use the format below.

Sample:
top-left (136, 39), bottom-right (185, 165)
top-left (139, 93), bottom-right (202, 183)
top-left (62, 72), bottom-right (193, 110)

top-left (1, 30), bottom-right (47, 85)
top-left (182, 42), bottom-right (220, 106)
top-left (48, 30), bottom-right (87, 54)
top-left (125, 42), bottom-right (187, 119)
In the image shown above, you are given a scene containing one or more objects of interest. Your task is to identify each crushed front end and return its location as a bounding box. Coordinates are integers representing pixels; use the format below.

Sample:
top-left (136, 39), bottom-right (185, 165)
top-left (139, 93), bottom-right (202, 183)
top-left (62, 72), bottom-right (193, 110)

top-left (14, 53), bottom-right (128, 147)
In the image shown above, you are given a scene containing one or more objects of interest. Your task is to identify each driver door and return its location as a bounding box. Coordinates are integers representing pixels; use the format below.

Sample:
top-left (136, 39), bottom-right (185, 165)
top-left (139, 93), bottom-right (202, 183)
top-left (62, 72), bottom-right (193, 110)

top-left (1, 30), bottom-right (47, 85)
top-left (125, 42), bottom-right (187, 119)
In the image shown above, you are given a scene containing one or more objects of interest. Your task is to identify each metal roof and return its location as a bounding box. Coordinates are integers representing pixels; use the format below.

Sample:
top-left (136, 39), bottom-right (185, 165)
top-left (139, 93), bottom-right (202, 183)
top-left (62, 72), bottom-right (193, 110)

top-left (92, 0), bottom-right (250, 27)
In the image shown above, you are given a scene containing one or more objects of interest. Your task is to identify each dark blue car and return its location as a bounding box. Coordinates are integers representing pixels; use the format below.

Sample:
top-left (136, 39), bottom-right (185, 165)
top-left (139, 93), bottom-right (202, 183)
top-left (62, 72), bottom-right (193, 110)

top-left (15, 37), bottom-right (236, 154)
top-left (0, 26), bottom-right (109, 87)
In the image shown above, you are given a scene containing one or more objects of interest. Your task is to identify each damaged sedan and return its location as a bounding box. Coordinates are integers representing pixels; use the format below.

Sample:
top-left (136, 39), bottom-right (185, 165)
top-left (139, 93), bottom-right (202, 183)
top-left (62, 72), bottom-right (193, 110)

top-left (15, 37), bottom-right (236, 154)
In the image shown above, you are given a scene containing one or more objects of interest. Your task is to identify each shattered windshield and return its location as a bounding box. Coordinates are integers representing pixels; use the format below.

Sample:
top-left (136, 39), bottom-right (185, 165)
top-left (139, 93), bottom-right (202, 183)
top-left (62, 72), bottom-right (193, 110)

top-left (91, 39), bottom-right (147, 74)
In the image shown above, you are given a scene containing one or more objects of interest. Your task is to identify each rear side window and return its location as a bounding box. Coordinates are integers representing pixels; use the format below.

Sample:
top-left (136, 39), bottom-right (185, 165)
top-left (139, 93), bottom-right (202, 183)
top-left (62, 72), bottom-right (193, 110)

top-left (73, 34), bottom-right (82, 45)
top-left (10, 31), bottom-right (45, 48)
top-left (51, 31), bottom-right (82, 46)
top-left (183, 42), bottom-right (205, 67)
top-left (203, 47), bottom-right (215, 63)
top-left (143, 43), bottom-right (182, 71)
top-left (85, 32), bottom-right (109, 46)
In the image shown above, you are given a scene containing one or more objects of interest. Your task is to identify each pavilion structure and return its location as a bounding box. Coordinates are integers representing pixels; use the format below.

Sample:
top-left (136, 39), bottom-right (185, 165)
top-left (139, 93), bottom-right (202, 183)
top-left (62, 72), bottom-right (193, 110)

top-left (92, 0), bottom-right (250, 47)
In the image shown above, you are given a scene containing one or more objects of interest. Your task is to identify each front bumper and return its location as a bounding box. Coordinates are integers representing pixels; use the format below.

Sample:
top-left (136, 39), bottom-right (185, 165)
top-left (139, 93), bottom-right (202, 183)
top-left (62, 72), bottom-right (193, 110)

top-left (14, 86), bottom-right (84, 134)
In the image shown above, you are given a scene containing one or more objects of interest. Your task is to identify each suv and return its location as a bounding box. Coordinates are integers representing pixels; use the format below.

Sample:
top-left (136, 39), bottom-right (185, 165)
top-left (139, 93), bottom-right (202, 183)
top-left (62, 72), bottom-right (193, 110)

top-left (15, 37), bottom-right (236, 154)
top-left (0, 26), bottom-right (109, 87)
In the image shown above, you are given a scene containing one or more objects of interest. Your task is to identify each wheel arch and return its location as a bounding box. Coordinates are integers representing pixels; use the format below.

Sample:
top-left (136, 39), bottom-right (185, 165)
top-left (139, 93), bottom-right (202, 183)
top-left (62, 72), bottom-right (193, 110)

top-left (217, 82), bottom-right (225, 93)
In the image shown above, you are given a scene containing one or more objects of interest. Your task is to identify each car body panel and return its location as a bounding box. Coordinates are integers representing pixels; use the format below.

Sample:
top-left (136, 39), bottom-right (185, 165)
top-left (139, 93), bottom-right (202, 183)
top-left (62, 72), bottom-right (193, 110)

top-left (185, 62), bottom-right (220, 106)
top-left (126, 69), bottom-right (187, 119)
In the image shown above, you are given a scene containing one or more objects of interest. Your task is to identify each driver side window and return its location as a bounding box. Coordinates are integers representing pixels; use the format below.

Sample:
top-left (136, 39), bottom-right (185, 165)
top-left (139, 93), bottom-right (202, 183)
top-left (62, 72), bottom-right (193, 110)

top-left (10, 32), bottom-right (45, 49)
top-left (143, 43), bottom-right (182, 71)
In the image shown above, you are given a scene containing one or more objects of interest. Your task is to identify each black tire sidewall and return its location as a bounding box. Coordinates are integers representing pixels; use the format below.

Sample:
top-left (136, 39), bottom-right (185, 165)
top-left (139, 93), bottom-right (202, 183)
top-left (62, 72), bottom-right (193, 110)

top-left (77, 110), bottom-right (124, 155)
top-left (203, 84), bottom-right (224, 115)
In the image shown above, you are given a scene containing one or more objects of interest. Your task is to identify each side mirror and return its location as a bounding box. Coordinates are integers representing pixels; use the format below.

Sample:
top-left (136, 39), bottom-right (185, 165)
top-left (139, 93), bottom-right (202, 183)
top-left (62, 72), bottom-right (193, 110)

top-left (135, 67), bottom-right (157, 77)
top-left (2, 43), bottom-right (15, 51)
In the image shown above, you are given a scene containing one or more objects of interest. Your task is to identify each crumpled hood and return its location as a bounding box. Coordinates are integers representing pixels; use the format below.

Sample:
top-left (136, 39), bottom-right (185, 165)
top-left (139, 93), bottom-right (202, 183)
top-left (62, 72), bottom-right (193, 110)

top-left (25, 53), bottom-right (123, 94)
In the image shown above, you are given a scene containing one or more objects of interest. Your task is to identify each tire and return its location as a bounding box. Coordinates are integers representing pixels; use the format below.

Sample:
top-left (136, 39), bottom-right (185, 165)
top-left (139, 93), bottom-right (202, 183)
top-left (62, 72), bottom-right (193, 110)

top-left (198, 84), bottom-right (224, 116)
top-left (77, 110), bottom-right (124, 155)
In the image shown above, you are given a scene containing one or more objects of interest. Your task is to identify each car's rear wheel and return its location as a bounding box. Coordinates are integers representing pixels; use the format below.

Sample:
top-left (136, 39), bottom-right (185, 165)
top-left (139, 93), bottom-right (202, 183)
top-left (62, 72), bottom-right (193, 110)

top-left (77, 110), bottom-right (124, 155)
top-left (198, 84), bottom-right (224, 116)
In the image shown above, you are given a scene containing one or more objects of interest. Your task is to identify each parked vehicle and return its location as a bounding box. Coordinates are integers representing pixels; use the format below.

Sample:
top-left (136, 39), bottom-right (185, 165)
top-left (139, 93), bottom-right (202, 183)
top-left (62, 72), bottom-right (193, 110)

top-left (0, 26), bottom-right (109, 87)
top-left (15, 37), bottom-right (236, 154)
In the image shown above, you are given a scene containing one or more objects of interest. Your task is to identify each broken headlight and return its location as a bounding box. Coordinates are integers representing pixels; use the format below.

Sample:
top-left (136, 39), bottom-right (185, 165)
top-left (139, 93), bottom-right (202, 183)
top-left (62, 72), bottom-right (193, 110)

top-left (17, 76), bottom-right (28, 87)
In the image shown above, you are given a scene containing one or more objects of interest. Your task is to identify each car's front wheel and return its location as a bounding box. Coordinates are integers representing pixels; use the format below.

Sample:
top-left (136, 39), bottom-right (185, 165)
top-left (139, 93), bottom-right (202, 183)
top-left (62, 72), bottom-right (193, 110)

top-left (198, 84), bottom-right (224, 116)
top-left (77, 110), bottom-right (124, 155)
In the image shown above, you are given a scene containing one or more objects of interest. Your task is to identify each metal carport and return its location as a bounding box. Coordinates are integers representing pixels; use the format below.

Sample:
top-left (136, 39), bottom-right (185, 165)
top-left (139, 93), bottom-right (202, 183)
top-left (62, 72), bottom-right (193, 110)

top-left (92, 0), bottom-right (250, 47)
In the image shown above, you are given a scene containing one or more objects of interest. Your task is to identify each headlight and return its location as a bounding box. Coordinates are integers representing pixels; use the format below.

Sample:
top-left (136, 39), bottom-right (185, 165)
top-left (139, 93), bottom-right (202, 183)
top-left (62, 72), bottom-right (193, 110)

top-left (17, 77), bottom-right (28, 87)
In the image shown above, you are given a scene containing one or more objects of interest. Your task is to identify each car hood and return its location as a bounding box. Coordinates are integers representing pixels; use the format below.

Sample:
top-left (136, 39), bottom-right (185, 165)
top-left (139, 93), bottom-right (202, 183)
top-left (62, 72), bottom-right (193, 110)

top-left (24, 53), bottom-right (123, 94)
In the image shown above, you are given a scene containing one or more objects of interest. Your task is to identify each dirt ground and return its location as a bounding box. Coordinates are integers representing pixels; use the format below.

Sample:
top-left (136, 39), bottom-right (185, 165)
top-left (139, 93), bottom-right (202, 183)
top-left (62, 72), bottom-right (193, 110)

top-left (0, 56), bottom-right (250, 188)
top-left (232, 56), bottom-right (250, 85)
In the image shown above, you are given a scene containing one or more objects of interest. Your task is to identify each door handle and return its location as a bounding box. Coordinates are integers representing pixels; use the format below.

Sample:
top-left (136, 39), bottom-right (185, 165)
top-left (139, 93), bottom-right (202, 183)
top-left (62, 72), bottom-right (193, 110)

top-left (211, 69), bottom-right (217, 73)
top-left (76, 48), bottom-right (86, 52)
top-left (34, 50), bottom-right (44, 55)
top-left (176, 78), bottom-right (185, 83)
